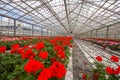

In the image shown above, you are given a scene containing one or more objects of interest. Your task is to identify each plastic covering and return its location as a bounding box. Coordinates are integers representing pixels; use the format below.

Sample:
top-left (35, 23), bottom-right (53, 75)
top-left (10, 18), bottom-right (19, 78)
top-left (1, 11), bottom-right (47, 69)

top-left (0, 0), bottom-right (120, 34)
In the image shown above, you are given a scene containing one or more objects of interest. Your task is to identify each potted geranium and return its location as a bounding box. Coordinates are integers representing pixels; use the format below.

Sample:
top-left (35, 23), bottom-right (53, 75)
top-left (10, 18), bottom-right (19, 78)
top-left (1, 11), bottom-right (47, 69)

top-left (92, 55), bottom-right (120, 80)
top-left (92, 56), bottom-right (106, 80)
top-left (105, 55), bottom-right (120, 80)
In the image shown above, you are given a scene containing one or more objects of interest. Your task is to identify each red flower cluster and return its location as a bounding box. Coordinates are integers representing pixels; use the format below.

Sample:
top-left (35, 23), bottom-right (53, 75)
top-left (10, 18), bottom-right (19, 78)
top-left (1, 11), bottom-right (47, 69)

top-left (106, 66), bottom-right (120, 75)
top-left (17, 48), bottom-right (24, 54)
top-left (10, 44), bottom-right (20, 53)
top-left (50, 37), bottom-right (73, 60)
top-left (35, 42), bottom-right (44, 50)
top-left (0, 46), bottom-right (6, 53)
top-left (24, 59), bottom-right (44, 74)
top-left (11, 44), bottom-right (20, 49)
top-left (62, 41), bottom-right (70, 47)
top-left (38, 51), bottom-right (48, 59)
top-left (50, 61), bottom-right (66, 78)
top-left (110, 55), bottom-right (119, 62)
top-left (21, 48), bottom-right (35, 59)
top-left (50, 37), bottom-right (73, 48)
top-left (37, 68), bottom-right (52, 80)
top-left (54, 45), bottom-right (64, 51)
top-left (57, 50), bottom-right (66, 59)
top-left (95, 56), bottom-right (103, 62)
top-left (105, 55), bottom-right (120, 75)
top-left (54, 46), bottom-right (66, 59)
top-left (37, 61), bottom-right (66, 80)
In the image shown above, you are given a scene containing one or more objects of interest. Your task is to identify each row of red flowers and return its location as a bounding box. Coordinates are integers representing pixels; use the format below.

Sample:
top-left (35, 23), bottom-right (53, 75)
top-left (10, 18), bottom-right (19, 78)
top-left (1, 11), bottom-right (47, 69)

top-left (0, 36), bottom-right (73, 80)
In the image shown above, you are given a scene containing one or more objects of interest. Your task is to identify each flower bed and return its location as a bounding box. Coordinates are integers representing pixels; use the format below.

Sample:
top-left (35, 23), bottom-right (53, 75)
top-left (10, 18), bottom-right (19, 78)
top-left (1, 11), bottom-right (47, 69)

top-left (0, 36), bottom-right (73, 80)
top-left (82, 55), bottom-right (120, 80)
top-left (79, 38), bottom-right (120, 51)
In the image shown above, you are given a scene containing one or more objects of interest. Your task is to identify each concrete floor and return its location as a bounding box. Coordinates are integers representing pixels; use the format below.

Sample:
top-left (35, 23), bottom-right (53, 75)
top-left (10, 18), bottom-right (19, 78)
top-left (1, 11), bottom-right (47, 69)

top-left (65, 39), bottom-right (120, 80)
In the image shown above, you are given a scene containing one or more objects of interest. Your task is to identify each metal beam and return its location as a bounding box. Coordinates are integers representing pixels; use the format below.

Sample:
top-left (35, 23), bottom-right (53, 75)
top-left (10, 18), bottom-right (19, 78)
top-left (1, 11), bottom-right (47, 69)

top-left (41, 10), bottom-right (65, 22)
top-left (69, 17), bottom-right (96, 29)
top-left (40, 0), bottom-right (69, 33)
top-left (106, 26), bottom-right (109, 40)
top-left (14, 19), bottom-right (16, 37)
top-left (19, 0), bottom-right (57, 26)
top-left (0, 1), bottom-right (55, 31)
top-left (72, 0), bottom-right (84, 33)
top-left (73, 12), bottom-right (106, 26)
top-left (68, 2), bottom-right (82, 14)
top-left (79, 0), bottom-right (109, 31)
top-left (31, 25), bottom-right (33, 36)
top-left (80, 21), bottom-right (120, 35)
top-left (16, 0), bottom-right (53, 19)
top-left (84, 0), bottom-right (120, 16)
top-left (63, 0), bottom-right (71, 32)
top-left (6, 0), bottom-right (59, 31)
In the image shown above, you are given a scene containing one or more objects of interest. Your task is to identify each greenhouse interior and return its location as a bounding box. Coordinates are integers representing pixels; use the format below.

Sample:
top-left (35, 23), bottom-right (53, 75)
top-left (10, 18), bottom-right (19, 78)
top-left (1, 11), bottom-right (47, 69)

top-left (0, 0), bottom-right (120, 80)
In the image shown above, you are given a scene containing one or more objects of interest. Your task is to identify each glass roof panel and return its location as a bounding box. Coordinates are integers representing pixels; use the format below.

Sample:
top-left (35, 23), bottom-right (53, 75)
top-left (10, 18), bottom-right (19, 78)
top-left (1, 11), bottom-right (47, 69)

top-left (0, 0), bottom-right (119, 34)
top-left (0, 10), bottom-right (7, 14)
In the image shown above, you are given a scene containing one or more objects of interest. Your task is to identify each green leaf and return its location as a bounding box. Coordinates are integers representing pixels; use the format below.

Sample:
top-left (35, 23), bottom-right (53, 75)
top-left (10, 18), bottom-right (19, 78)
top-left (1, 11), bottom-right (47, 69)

top-left (7, 73), bottom-right (15, 80)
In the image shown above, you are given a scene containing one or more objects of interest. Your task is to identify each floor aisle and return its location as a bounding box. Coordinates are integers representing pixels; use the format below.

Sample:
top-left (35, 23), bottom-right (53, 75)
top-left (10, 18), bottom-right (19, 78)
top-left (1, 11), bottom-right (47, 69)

top-left (72, 42), bottom-right (93, 80)
top-left (74, 39), bottom-right (120, 68)
top-left (66, 39), bottom-right (120, 80)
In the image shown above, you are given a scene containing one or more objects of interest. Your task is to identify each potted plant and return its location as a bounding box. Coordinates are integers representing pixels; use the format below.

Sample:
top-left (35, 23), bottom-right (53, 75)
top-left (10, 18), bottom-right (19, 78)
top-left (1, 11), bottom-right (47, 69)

top-left (105, 55), bottom-right (120, 80)
top-left (92, 55), bottom-right (120, 80)
top-left (92, 56), bottom-right (106, 80)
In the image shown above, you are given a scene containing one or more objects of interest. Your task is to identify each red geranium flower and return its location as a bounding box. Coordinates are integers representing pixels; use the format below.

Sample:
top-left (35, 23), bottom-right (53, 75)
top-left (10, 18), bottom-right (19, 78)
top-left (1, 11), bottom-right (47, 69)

top-left (50, 61), bottom-right (66, 78)
top-left (110, 55), bottom-right (119, 62)
top-left (106, 66), bottom-right (115, 74)
top-left (0, 46), bottom-right (6, 53)
top-left (37, 68), bottom-right (52, 80)
top-left (54, 45), bottom-right (64, 52)
top-left (57, 50), bottom-right (66, 59)
top-left (21, 48), bottom-right (34, 59)
top-left (38, 51), bottom-right (48, 59)
top-left (10, 44), bottom-right (20, 53)
top-left (115, 65), bottom-right (120, 75)
top-left (11, 44), bottom-right (20, 50)
top-left (17, 48), bottom-right (24, 54)
top-left (35, 42), bottom-right (44, 50)
top-left (95, 56), bottom-right (103, 62)
top-left (24, 59), bottom-right (44, 74)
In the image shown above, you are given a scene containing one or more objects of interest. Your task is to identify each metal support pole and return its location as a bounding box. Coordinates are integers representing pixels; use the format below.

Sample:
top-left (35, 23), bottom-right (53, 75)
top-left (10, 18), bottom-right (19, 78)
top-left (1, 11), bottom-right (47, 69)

top-left (31, 25), bottom-right (33, 36)
top-left (106, 26), bottom-right (109, 41)
top-left (47, 29), bottom-right (48, 36)
top-left (14, 20), bottom-right (16, 37)
top-left (0, 17), bottom-right (1, 26)
top-left (96, 29), bottom-right (98, 39)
